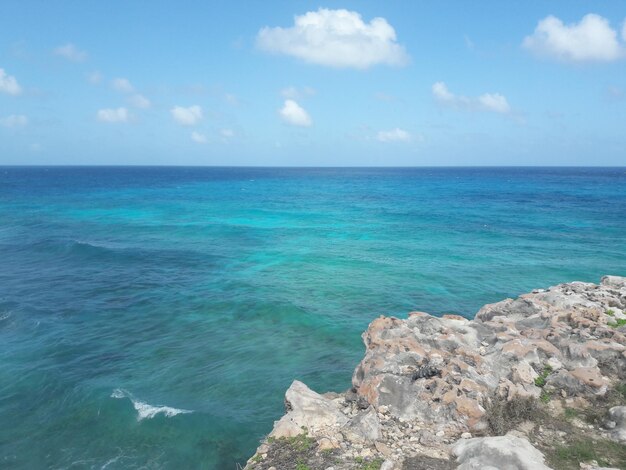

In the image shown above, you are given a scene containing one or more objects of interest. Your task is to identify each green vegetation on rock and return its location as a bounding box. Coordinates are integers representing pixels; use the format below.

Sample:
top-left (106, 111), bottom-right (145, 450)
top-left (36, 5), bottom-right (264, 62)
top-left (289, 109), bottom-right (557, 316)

top-left (534, 364), bottom-right (553, 388)
top-left (609, 318), bottom-right (626, 328)
top-left (485, 394), bottom-right (543, 435)
top-left (546, 438), bottom-right (626, 470)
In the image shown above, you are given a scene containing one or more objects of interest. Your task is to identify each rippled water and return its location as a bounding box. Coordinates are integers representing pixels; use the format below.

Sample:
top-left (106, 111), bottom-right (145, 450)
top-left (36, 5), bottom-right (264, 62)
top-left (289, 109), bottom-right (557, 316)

top-left (0, 167), bottom-right (625, 469)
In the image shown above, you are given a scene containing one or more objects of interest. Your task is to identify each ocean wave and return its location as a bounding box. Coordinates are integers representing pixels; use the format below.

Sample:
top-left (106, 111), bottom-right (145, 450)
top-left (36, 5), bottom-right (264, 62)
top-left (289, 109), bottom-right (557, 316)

top-left (110, 388), bottom-right (192, 421)
top-left (26, 238), bottom-right (117, 260)
top-left (73, 239), bottom-right (116, 249)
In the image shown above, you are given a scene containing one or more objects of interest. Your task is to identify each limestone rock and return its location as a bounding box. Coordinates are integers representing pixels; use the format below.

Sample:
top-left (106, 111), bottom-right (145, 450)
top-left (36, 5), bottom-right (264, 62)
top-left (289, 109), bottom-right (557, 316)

top-left (270, 380), bottom-right (348, 438)
top-left (601, 275), bottom-right (626, 288)
top-left (342, 407), bottom-right (381, 443)
top-left (452, 435), bottom-right (551, 470)
top-left (579, 461), bottom-right (620, 470)
top-left (607, 406), bottom-right (626, 443)
top-left (380, 459), bottom-right (397, 470)
top-left (351, 276), bottom-right (626, 432)
top-left (247, 276), bottom-right (626, 470)
top-left (375, 441), bottom-right (393, 457)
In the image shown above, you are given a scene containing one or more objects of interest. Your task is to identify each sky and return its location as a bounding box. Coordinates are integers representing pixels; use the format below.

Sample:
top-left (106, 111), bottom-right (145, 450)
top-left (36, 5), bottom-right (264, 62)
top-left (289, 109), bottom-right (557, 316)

top-left (0, 0), bottom-right (625, 166)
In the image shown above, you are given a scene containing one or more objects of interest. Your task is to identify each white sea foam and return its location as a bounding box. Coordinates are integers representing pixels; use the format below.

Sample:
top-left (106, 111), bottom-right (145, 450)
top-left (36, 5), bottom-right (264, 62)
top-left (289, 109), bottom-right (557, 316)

top-left (101, 456), bottom-right (120, 469)
top-left (110, 388), bottom-right (126, 399)
top-left (111, 388), bottom-right (192, 421)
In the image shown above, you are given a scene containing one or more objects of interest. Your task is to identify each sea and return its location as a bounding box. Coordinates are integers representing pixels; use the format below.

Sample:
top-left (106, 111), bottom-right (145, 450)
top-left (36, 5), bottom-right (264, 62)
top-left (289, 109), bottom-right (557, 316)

top-left (0, 166), bottom-right (625, 469)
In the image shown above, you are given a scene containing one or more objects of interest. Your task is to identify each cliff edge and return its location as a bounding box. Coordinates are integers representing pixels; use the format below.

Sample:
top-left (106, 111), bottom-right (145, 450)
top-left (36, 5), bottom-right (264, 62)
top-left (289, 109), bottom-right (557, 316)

top-left (245, 276), bottom-right (626, 470)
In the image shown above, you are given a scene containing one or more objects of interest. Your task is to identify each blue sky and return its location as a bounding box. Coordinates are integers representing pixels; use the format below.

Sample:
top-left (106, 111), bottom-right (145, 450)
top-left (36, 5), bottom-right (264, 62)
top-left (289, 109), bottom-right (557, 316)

top-left (0, 0), bottom-right (625, 166)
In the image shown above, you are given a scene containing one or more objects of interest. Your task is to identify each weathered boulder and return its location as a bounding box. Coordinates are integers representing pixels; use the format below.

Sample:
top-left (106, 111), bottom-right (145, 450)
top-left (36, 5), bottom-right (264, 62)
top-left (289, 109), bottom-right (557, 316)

top-left (270, 380), bottom-right (348, 438)
top-left (342, 407), bottom-right (381, 443)
top-left (452, 435), bottom-right (551, 470)
top-left (607, 406), bottom-right (626, 444)
top-left (579, 462), bottom-right (621, 470)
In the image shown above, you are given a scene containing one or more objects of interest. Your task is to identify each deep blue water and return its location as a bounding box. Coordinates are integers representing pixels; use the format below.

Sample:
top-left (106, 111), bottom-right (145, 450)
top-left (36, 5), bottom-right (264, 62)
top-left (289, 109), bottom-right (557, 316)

top-left (0, 166), bottom-right (625, 469)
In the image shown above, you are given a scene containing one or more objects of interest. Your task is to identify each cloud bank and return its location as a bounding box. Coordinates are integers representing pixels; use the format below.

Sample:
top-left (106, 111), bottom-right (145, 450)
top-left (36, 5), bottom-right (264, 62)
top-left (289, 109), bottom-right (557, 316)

top-left (432, 82), bottom-right (511, 114)
top-left (257, 8), bottom-right (409, 69)
top-left (279, 99), bottom-right (312, 126)
top-left (523, 14), bottom-right (625, 62)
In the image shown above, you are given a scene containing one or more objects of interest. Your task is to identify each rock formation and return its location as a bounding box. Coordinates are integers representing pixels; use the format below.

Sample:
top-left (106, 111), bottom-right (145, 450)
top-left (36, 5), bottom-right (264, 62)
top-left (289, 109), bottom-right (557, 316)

top-left (246, 276), bottom-right (626, 469)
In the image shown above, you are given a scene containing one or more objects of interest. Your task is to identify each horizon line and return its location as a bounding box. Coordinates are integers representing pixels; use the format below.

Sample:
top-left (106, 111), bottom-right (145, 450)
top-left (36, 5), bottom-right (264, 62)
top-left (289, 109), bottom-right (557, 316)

top-left (1, 164), bottom-right (625, 169)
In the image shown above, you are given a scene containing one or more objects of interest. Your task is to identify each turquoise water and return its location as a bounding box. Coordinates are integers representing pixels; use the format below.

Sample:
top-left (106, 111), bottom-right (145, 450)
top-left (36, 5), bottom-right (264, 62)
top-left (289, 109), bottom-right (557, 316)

top-left (0, 167), bottom-right (625, 469)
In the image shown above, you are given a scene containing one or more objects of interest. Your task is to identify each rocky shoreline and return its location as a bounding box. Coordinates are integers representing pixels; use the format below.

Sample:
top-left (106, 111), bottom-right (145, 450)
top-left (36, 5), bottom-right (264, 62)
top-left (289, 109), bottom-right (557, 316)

top-left (245, 276), bottom-right (626, 470)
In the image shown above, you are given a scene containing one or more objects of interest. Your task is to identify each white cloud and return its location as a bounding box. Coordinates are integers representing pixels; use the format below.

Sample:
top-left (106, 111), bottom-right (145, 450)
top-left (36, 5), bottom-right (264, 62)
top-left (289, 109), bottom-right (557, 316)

top-left (280, 86), bottom-right (316, 99)
top-left (374, 92), bottom-right (398, 102)
top-left (171, 105), bottom-right (203, 126)
top-left (112, 78), bottom-right (134, 93)
top-left (129, 94), bottom-right (151, 109)
top-left (376, 128), bottom-right (412, 143)
top-left (97, 107), bottom-right (129, 123)
top-left (281, 86), bottom-right (299, 99)
top-left (53, 43), bottom-right (87, 62)
top-left (257, 8), bottom-right (409, 69)
top-left (191, 131), bottom-right (207, 143)
top-left (224, 93), bottom-right (239, 106)
top-left (220, 128), bottom-right (235, 138)
top-left (432, 82), bottom-right (511, 114)
top-left (0, 68), bottom-right (22, 95)
top-left (432, 82), bottom-right (455, 102)
top-left (523, 14), bottom-right (625, 62)
top-left (88, 71), bottom-right (102, 85)
top-left (279, 99), bottom-right (312, 126)
top-left (477, 93), bottom-right (511, 113)
top-left (607, 85), bottom-right (624, 100)
top-left (0, 114), bottom-right (28, 128)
